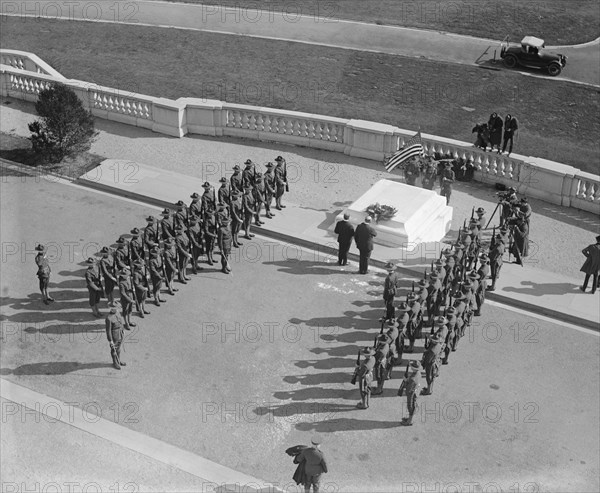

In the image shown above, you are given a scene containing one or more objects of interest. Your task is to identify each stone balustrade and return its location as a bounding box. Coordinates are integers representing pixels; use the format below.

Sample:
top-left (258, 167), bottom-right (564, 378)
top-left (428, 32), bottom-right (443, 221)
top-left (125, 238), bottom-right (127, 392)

top-left (1, 49), bottom-right (598, 215)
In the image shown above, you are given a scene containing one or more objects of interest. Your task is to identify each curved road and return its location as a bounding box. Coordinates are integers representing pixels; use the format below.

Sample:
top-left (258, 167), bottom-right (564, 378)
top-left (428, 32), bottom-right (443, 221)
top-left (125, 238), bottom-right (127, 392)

top-left (1, 0), bottom-right (598, 87)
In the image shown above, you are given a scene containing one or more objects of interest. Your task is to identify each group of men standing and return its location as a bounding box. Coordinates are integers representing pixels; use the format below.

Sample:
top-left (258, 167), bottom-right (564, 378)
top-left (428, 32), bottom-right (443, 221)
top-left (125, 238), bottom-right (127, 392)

top-left (33, 156), bottom-right (289, 370)
top-left (350, 205), bottom-right (513, 425)
top-left (403, 156), bottom-right (456, 205)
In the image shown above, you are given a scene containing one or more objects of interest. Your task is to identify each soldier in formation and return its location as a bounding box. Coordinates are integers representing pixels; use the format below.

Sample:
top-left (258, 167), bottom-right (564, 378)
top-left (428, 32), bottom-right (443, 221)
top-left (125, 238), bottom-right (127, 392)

top-left (35, 244), bottom-right (54, 305)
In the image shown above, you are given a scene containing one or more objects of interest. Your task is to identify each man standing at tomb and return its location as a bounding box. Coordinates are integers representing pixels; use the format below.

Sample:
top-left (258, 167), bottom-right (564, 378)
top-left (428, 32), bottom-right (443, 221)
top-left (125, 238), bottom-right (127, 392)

top-left (354, 216), bottom-right (377, 275)
top-left (334, 213), bottom-right (354, 266)
top-left (579, 235), bottom-right (600, 294)
top-left (106, 301), bottom-right (126, 370)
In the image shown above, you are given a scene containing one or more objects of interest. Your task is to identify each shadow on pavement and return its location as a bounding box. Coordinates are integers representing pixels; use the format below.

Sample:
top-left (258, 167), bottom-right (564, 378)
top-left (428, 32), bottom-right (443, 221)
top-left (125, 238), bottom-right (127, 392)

top-left (0, 361), bottom-right (113, 376)
top-left (296, 417), bottom-right (400, 432)
top-left (502, 280), bottom-right (580, 296)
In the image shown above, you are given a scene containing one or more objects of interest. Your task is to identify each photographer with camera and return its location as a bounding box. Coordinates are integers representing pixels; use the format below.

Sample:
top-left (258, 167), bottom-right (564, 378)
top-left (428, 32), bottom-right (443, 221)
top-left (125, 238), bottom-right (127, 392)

top-left (507, 210), bottom-right (529, 266)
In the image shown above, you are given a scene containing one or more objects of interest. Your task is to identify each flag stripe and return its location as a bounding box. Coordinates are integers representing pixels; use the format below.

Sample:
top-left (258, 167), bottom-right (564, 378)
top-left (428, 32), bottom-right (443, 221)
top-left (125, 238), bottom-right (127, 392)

top-left (384, 131), bottom-right (424, 172)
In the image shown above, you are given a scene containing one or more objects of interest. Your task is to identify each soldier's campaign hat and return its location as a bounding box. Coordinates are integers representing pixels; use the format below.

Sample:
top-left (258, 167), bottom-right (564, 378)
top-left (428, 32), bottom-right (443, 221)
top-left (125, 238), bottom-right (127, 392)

top-left (265, 162), bottom-right (274, 168)
top-left (189, 217), bottom-right (198, 224)
top-left (429, 273), bottom-right (439, 280)
top-left (232, 165), bottom-right (240, 171)
top-left (219, 177), bottom-right (227, 183)
top-left (231, 191), bottom-right (240, 198)
top-left (409, 360), bottom-right (421, 370)
top-left (311, 435), bottom-right (322, 446)
top-left (116, 236), bottom-right (126, 244)
top-left (462, 281), bottom-right (473, 290)
top-left (429, 333), bottom-right (444, 345)
top-left (146, 215), bottom-right (156, 222)
top-left (86, 257), bottom-right (96, 264)
top-left (35, 244), bottom-right (46, 252)
top-left (479, 253), bottom-right (489, 261)
top-left (476, 207), bottom-right (485, 214)
top-left (165, 238), bottom-right (174, 245)
top-left (495, 234), bottom-right (505, 243)
top-left (190, 192), bottom-right (200, 199)
top-left (434, 259), bottom-right (444, 266)
top-left (130, 228), bottom-right (140, 236)
top-left (120, 266), bottom-right (131, 273)
top-left (407, 291), bottom-right (418, 300)
top-left (417, 279), bottom-right (427, 287)
top-left (244, 159), bottom-right (253, 165)
top-left (397, 302), bottom-right (410, 312)
top-left (453, 292), bottom-right (466, 301)
top-left (387, 318), bottom-right (399, 327)
top-left (446, 306), bottom-right (456, 315)
top-left (274, 156), bottom-right (284, 162)
top-left (441, 247), bottom-right (454, 256)
top-left (150, 246), bottom-right (160, 255)
top-left (468, 271), bottom-right (480, 280)
top-left (133, 260), bottom-right (144, 268)
top-left (175, 225), bottom-right (184, 231)
top-left (434, 316), bottom-right (448, 326)
top-left (161, 208), bottom-right (171, 216)
top-left (385, 261), bottom-right (396, 271)
top-left (361, 346), bottom-right (375, 356)
top-left (255, 172), bottom-right (263, 178)
top-left (202, 182), bottom-right (211, 189)
top-left (376, 333), bottom-right (388, 343)
top-left (100, 246), bottom-right (110, 255)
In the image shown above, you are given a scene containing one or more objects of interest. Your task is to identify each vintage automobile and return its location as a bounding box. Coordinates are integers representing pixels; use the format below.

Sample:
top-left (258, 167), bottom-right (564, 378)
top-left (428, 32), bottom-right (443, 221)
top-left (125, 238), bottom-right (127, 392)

top-left (500, 36), bottom-right (567, 76)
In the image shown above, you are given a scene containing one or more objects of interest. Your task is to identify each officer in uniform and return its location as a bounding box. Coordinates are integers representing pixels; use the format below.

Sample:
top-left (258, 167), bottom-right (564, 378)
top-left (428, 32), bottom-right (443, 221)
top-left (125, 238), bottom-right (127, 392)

top-left (201, 182), bottom-right (216, 216)
top-left (242, 159), bottom-right (255, 189)
top-left (173, 201), bottom-right (188, 231)
top-left (118, 267), bottom-right (136, 328)
top-left (218, 217), bottom-right (233, 274)
top-left (426, 273), bottom-right (442, 322)
top-left (230, 191), bottom-right (244, 248)
top-left (354, 346), bottom-right (375, 409)
top-left (294, 436), bottom-right (328, 493)
top-left (204, 208), bottom-right (218, 265)
top-left (440, 162), bottom-right (455, 205)
top-left (397, 302), bottom-right (412, 353)
top-left (216, 203), bottom-right (230, 227)
top-left (105, 301), bottom-right (126, 370)
top-left (230, 165), bottom-right (243, 195)
top-left (398, 360), bottom-right (422, 426)
top-left (274, 156), bottom-right (288, 210)
top-left (163, 239), bottom-right (178, 294)
top-left (175, 226), bottom-right (192, 283)
top-left (253, 172), bottom-right (266, 225)
top-left (160, 209), bottom-right (175, 241)
top-left (189, 192), bottom-right (203, 219)
top-left (385, 319), bottom-right (401, 365)
top-left (114, 237), bottom-right (129, 272)
top-left (132, 260), bottom-right (150, 318)
top-left (188, 217), bottom-right (203, 274)
top-left (129, 228), bottom-right (144, 264)
top-left (35, 244), bottom-right (54, 305)
top-left (85, 257), bottom-right (103, 317)
top-left (148, 246), bottom-right (166, 306)
top-left (217, 177), bottom-right (230, 207)
top-left (263, 162), bottom-right (276, 219)
top-left (242, 185), bottom-right (257, 239)
top-left (382, 262), bottom-right (399, 322)
top-left (443, 307), bottom-right (458, 363)
top-left (99, 246), bottom-right (117, 305)
top-left (143, 216), bottom-right (159, 251)
top-left (421, 333), bottom-right (443, 395)
top-left (372, 334), bottom-right (391, 395)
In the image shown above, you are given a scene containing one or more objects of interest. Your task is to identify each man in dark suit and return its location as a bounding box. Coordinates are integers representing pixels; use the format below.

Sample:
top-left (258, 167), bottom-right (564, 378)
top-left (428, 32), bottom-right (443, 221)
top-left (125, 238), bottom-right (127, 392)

top-left (334, 213), bottom-right (354, 266)
top-left (354, 216), bottom-right (377, 274)
top-left (294, 436), bottom-right (328, 493)
top-left (580, 235), bottom-right (600, 294)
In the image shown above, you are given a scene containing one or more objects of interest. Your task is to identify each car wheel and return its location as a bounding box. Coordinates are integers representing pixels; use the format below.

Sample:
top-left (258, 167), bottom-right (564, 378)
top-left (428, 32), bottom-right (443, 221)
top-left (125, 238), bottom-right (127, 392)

top-left (503, 55), bottom-right (517, 68)
top-left (547, 63), bottom-right (562, 76)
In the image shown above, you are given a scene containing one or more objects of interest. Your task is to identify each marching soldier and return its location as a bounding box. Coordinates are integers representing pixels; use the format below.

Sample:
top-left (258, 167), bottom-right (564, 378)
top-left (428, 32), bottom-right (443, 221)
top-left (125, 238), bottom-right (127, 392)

top-left (263, 162), bottom-right (276, 218)
top-left (407, 292), bottom-right (423, 339)
top-left (35, 244), bottom-right (54, 305)
top-left (354, 347), bottom-right (375, 409)
top-left (230, 165), bottom-right (243, 195)
top-left (398, 360), bottom-right (422, 426)
top-left (148, 246), bottom-right (167, 306)
top-left (99, 246), bottom-right (117, 304)
top-left (216, 203), bottom-right (230, 227)
top-left (129, 228), bottom-right (144, 264)
top-left (242, 185), bottom-right (257, 240)
top-left (118, 267), bottom-right (136, 328)
top-left (132, 260), bottom-right (151, 318)
top-left (217, 177), bottom-right (231, 207)
top-left (386, 319), bottom-right (401, 365)
top-left (230, 191), bottom-right (244, 248)
top-left (467, 271), bottom-right (480, 314)
top-left (453, 293), bottom-right (468, 340)
top-left (160, 209), bottom-right (175, 241)
top-left (189, 192), bottom-right (203, 219)
top-left (218, 217), bottom-right (233, 274)
top-left (443, 307), bottom-right (459, 363)
top-left (242, 159), bottom-right (255, 189)
top-left (204, 208), bottom-right (218, 265)
top-left (397, 302), bottom-right (412, 353)
top-left (106, 301), bottom-right (126, 370)
top-left (488, 233), bottom-right (505, 291)
top-left (382, 262), bottom-right (399, 322)
top-left (175, 226), bottom-right (192, 283)
top-left (143, 216), bottom-right (159, 251)
top-left (201, 182), bottom-right (216, 216)
top-left (426, 273), bottom-right (442, 322)
top-left (174, 201), bottom-right (188, 231)
top-left (274, 156), bottom-right (288, 210)
top-left (114, 237), bottom-right (129, 272)
top-left (440, 162), bottom-right (455, 205)
top-left (188, 217), bottom-right (203, 274)
top-left (253, 172), bottom-right (266, 225)
top-left (421, 333), bottom-right (443, 395)
top-left (372, 334), bottom-right (391, 395)
top-left (163, 239), bottom-right (178, 295)
top-left (85, 257), bottom-right (103, 317)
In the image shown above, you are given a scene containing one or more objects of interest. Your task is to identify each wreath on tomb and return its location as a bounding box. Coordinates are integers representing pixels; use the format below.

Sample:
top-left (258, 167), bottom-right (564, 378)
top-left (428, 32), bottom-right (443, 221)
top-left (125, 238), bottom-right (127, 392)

top-left (365, 203), bottom-right (398, 224)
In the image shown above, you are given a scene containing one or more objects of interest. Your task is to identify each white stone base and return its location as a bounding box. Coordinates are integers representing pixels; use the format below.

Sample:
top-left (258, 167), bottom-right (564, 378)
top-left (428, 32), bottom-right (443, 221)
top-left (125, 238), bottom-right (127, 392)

top-left (330, 179), bottom-right (453, 247)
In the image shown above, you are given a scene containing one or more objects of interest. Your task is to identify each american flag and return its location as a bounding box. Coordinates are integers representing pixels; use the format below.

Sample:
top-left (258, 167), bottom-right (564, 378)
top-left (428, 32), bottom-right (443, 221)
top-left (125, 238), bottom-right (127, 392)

top-left (385, 131), bottom-right (425, 172)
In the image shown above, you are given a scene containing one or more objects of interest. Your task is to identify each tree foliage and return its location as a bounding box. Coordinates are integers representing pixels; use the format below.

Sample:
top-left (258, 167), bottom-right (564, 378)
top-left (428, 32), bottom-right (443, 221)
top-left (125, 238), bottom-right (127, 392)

top-left (28, 84), bottom-right (98, 163)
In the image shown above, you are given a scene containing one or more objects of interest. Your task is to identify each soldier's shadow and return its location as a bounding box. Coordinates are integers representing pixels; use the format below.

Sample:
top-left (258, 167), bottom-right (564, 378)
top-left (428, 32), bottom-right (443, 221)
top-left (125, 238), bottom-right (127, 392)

top-left (296, 417), bottom-right (400, 432)
top-left (262, 259), bottom-right (344, 276)
top-left (252, 402), bottom-right (358, 420)
top-left (273, 387), bottom-right (358, 401)
top-left (284, 372), bottom-right (351, 386)
top-left (0, 361), bottom-right (113, 376)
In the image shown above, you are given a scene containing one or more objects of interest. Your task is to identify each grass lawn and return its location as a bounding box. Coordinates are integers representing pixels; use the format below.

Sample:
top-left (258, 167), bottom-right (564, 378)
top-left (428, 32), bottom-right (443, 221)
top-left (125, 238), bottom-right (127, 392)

top-left (165, 0), bottom-right (600, 45)
top-left (1, 16), bottom-right (598, 174)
